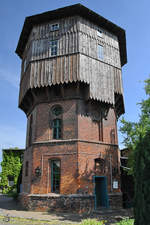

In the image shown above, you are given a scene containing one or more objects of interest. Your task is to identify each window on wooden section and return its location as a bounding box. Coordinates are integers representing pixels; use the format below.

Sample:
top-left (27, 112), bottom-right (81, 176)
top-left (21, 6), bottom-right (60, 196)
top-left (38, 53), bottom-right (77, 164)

top-left (28, 115), bottom-right (33, 146)
top-left (52, 119), bottom-right (62, 139)
top-left (25, 161), bottom-right (29, 176)
top-left (98, 45), bottom-right (104, 60)
top-left (51, 160), bottom-right (60, 193)
top-left (23, 59), bottom-right (27, 72)
top-left (50, 23), bottom-right (59, 31)
top-left (50, 40), bottom-right (58, 56)
top-left (97, 29), bottom-right (103, 38)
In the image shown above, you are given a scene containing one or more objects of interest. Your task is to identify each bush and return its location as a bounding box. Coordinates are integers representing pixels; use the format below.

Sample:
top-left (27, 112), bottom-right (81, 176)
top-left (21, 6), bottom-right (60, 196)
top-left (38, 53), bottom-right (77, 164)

top-left (81, 219), bottom-right (106, 225)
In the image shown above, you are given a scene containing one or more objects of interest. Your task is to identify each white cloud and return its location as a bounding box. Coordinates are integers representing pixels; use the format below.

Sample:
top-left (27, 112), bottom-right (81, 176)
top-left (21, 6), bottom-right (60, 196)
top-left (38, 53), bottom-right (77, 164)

top-left (0, 68), bottom-right (20, 88)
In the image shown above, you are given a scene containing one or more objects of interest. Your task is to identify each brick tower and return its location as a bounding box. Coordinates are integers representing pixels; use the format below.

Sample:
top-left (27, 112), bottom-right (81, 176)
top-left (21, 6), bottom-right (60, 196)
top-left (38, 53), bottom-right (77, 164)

top-left (16, 4), bottom-right (127, 212)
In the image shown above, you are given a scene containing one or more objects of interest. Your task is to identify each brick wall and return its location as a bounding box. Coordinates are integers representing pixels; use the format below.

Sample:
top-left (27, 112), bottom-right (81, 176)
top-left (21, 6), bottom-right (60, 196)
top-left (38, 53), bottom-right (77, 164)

top-left (34, 100), bottom-right (78, 142)
top-left (30, 142), bottom-right (78, 194)
top-left (21, 96), bottom-right (121, 209)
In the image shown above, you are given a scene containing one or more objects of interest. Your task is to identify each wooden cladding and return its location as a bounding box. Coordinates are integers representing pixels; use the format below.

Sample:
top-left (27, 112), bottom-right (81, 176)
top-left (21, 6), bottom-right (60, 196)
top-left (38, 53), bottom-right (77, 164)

top-left (79, 54), bottom-right (123, 104)
top-left (27, 16), bottom-right (119, 50)
top-left (21, 16), bottom-right (121, 74)
top-left (19, 16), bottom-right (124, 110)
top-left (19, 53), bottom-right (123, 106)
top-left (30, 32), bottom-right (79, 61)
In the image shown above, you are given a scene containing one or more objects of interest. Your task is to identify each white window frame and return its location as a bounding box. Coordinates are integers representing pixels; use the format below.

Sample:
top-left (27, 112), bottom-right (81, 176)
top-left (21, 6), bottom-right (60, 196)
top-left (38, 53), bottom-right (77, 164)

top-left (50, 23), bottom-right (59, 32)
top-left (50, 40), bottom-right (58, 56)
top-left (97, 29), bottom-right (103, 38)
top-left (98, 44), bottom-right (104, 60)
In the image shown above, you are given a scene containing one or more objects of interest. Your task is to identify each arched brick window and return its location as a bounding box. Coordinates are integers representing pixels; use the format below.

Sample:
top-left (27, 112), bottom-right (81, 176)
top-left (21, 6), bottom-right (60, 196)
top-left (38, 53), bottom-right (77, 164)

top-left (50, 105), bottom-right (63, 139)
top-left (52, 119), bottom-right (62, 139)
top-left (52, 105), bottom-right (62, 116)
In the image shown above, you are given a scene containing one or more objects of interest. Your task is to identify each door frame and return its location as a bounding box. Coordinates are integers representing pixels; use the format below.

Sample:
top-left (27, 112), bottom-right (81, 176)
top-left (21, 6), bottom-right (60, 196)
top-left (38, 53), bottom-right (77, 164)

top-left (93, 176), bottom-right (109, 209)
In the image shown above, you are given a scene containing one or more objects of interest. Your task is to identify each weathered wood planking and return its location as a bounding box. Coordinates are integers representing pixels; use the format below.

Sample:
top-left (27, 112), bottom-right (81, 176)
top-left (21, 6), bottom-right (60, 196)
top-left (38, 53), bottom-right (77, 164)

top-left (19, 16), bottom-right (123, 106)
top-left (19, 53), bottom-right (122, 106)
top-left (21, 16), bottom-right (121, 74)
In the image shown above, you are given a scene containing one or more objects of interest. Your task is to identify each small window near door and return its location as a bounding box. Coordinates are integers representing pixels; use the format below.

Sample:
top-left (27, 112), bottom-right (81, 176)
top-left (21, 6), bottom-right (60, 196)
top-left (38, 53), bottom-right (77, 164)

top-left (95, 158), bottom-right (105, 173)
top-left (51, 160), bottom-right (60, 193)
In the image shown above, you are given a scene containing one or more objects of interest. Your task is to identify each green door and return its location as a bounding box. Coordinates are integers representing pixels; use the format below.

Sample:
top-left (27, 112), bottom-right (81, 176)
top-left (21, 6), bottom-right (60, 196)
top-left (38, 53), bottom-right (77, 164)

top-left (95, 176), bottom-right (109, 208)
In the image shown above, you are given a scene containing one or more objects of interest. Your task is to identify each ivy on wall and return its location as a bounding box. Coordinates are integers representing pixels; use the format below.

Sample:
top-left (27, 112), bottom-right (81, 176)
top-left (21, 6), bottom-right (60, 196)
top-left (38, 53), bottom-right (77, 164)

top-left (0, 148), bottom-right (24, 194)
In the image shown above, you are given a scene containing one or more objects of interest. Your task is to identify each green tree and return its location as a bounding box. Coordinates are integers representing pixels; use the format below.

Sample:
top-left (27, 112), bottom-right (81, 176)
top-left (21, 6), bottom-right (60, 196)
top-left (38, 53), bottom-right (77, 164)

top-left (120, 76), bottom-right (150, 225)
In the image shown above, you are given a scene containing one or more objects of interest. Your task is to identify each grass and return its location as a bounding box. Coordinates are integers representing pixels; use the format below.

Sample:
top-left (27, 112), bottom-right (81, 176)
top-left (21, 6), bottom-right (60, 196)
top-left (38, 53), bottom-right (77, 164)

top-left (80, 219), bottom-right (107, 225)
top-left (80, 218), bottom-right (134, 225)
top-left (0, 215), bottom-right (79, 225)
top-left (116, 219), bottom-right (134, 225)
top-left (0, 215), bottom-right (135, 225)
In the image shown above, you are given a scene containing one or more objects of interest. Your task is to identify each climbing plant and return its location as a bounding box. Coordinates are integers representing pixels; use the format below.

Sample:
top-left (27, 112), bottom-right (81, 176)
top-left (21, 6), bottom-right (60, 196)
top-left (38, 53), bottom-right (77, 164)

top-left (0, 148), bottom-right (24, 194)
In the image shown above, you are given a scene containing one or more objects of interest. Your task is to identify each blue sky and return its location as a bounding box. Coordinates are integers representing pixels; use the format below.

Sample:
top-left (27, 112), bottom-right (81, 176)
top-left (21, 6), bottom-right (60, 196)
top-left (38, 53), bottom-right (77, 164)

top-left (0, 0), bottom-right (150, 167)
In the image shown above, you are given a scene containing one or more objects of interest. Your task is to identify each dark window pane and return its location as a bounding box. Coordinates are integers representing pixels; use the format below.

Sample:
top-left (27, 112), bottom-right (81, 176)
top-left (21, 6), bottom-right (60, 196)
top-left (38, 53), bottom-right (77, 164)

top-left (51, 160), bottom-right (60, 193)
top-left (52, 119), bottom-right (61, 139)
top-left (25, 161), bottom-right (29, 176)
top-left (50, 40), bottom-right (58, 56)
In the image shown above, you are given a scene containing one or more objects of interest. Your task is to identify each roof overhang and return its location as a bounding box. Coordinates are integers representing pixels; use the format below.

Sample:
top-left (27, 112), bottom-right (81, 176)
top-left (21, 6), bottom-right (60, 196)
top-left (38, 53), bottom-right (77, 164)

top-left (15, 4), bottom-right (127, 66)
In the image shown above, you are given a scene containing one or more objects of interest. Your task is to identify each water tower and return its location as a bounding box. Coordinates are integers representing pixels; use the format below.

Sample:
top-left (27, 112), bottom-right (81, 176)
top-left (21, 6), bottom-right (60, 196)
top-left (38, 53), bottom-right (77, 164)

top-left (16, 4), bottom-right (127, 212)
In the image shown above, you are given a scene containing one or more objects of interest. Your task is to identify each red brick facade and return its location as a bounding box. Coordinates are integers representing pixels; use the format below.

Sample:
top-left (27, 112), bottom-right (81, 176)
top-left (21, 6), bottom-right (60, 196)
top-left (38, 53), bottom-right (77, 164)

top-left (22, 98), bottom-right (121, 202)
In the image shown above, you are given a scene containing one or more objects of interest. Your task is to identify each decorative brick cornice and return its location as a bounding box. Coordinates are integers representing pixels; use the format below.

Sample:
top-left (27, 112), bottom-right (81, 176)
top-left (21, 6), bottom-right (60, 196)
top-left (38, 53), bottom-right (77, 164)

top-left (32, 139), bottom-right (118, 147)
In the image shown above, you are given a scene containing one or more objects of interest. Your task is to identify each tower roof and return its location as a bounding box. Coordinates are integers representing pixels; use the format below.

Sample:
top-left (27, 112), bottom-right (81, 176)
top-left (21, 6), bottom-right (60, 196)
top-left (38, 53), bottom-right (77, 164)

top-left (15, 4), bottom-right (127, 66)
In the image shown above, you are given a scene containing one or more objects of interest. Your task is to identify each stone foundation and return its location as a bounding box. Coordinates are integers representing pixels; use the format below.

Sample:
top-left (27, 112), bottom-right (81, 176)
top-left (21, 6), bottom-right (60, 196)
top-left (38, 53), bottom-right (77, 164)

top-left (19, 192), bottom-right (122, 212)
top-left (19, 193), bottom-right (95, 213)
top-left (109, 192), bottom-right (123, 209)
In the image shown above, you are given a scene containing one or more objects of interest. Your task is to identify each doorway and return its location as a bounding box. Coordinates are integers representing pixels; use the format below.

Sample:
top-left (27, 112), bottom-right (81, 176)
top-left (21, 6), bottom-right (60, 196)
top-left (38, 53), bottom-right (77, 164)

top-left (94, 176), bottom-right (109, 209)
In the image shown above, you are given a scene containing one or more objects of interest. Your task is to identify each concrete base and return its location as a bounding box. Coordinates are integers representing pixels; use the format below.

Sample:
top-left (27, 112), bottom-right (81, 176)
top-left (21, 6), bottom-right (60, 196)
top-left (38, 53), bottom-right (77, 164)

top-left (19, 193), bottom-right (95, 213)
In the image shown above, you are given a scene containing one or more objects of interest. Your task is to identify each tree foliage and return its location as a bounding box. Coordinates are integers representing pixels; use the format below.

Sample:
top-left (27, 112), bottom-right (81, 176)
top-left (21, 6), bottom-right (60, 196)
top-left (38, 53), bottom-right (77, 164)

top-left (0, 148), bottom-right (23, 194)
top-left (120, 76), bottom-right (150, 173)
top-left (120, 76), bottom-right (150, 225)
